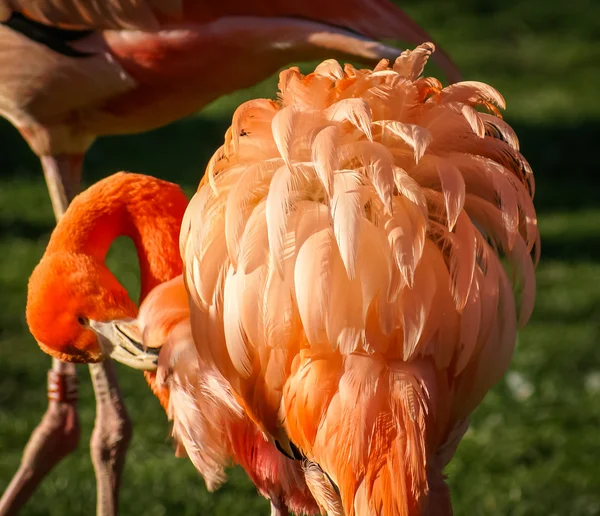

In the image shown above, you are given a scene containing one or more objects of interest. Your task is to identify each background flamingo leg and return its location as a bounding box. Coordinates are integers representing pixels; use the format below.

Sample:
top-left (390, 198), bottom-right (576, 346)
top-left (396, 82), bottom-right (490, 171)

top-left (89, 361), bottom-right (131, 515)
top-left (0, 155), bottom-right (131, 516)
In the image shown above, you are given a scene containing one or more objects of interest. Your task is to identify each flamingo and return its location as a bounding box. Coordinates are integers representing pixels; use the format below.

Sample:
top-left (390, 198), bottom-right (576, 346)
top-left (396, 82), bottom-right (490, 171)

top-left (23, 44), bottom-right (536, 514)
top-left (24, 171), bottom-right (318, 515)
top-left (0, 1), bottom-right (461, 513)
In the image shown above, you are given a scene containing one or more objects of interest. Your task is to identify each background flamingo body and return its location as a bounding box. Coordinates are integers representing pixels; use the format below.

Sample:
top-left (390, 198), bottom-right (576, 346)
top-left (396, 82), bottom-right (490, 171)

top-left (0, 0), bottom-right (460, 159)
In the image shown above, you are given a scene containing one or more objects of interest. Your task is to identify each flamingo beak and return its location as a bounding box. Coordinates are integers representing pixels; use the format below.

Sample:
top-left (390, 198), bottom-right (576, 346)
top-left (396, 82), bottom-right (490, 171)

top-left (89, 319), bottom-right (159, 371)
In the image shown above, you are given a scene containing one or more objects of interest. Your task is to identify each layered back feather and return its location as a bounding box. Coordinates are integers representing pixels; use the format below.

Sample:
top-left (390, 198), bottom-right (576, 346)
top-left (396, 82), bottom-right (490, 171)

top-left (182, 43), bottom-right (539, 515)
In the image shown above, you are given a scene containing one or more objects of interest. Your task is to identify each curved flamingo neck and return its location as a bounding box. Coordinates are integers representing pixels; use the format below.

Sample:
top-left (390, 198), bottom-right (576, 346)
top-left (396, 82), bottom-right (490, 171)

top-left (46, 172), bottom-right (187, 300)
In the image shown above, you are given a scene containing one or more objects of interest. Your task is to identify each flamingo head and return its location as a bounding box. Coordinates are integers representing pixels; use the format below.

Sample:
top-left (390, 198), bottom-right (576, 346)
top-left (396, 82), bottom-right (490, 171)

top-left (95, 276), bottom-right (191, 374)
top-left (26, 250), bottom-right (158, 370)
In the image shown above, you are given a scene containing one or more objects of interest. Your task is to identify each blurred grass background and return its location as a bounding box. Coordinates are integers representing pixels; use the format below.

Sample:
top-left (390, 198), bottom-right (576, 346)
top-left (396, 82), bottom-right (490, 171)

top-left (1, 0), bottom-right (599, 514)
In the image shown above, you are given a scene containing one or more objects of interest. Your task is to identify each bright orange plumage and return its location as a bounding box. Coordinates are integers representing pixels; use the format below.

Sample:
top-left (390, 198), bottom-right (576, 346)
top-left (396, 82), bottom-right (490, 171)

top-left (27, 172), bottom-right (186, 362)
top-left (181, 43), bottom-right (539, 514)
top-left (25, 172), bottom-right (318, 515)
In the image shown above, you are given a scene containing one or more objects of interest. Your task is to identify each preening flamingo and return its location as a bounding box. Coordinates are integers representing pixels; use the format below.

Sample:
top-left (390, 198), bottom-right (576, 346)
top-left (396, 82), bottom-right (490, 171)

top-left (24, 172), bottom-right (319, 515)
top-left (22, 44), bottom-right (536, 514)
top-left (0, 1), bottom-right (460, 513)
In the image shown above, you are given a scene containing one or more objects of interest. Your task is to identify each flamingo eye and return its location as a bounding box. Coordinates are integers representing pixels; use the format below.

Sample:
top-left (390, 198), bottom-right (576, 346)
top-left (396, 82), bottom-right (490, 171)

top-left (77, 316), bottom-right (89, 326)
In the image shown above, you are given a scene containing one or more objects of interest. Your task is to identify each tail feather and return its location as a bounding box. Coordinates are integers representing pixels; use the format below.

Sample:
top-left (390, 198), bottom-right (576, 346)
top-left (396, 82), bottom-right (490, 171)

top-left (303, 461), bottom-right (344, 516)
top-left (158, 321), bottom-right (239, 491)
top-left (285, 354), bottom-right (441, 516)
top-left (143, 281), bottom-right (319, 513)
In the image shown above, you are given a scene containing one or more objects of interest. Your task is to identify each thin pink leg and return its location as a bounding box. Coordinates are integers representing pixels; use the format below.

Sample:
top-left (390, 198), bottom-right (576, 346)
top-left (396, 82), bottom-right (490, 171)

top-left (89, 361), bottom-right (131, 515)
top-left (0, 365), bottom-right (79, 515)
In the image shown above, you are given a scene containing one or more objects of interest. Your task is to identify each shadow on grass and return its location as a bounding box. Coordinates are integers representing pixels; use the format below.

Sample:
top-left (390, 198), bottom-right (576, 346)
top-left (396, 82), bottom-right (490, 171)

top-left (511, 120), bottom-right (600, 214)
top-left (0, 219), bottom-right (53, 242)
top-left (2, 116), bottom-right (599, 203)
top-left (541, 233), bottom-right (600, 262)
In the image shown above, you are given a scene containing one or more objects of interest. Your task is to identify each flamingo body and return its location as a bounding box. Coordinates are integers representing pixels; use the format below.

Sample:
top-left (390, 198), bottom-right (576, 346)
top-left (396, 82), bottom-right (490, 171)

top-left (180, 44), bottom-right (539, 514)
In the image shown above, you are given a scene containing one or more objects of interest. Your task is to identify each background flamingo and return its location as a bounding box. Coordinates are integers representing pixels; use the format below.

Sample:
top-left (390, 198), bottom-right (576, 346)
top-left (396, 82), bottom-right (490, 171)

top-left (0, 1), bottom-right (460, 513)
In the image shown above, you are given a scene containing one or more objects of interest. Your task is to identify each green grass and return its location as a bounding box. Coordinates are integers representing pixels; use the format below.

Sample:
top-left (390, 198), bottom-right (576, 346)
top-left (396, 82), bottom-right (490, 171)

top-left (1, 0), bottom-right (599, 514)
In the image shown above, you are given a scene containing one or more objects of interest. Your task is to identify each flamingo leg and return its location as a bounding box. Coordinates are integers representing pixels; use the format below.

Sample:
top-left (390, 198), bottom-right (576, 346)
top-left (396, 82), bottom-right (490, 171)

top-left (0, 367), bottom-right (79, 515)
top-left (88, 360), bottom-right (131, 515)
top-left (0, 155), bottom-right (131, 516)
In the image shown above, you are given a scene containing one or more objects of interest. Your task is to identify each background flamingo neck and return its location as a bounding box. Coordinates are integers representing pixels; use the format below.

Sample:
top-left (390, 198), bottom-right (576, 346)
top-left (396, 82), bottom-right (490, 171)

top-left (47, 172), bottom-right (187, 300)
